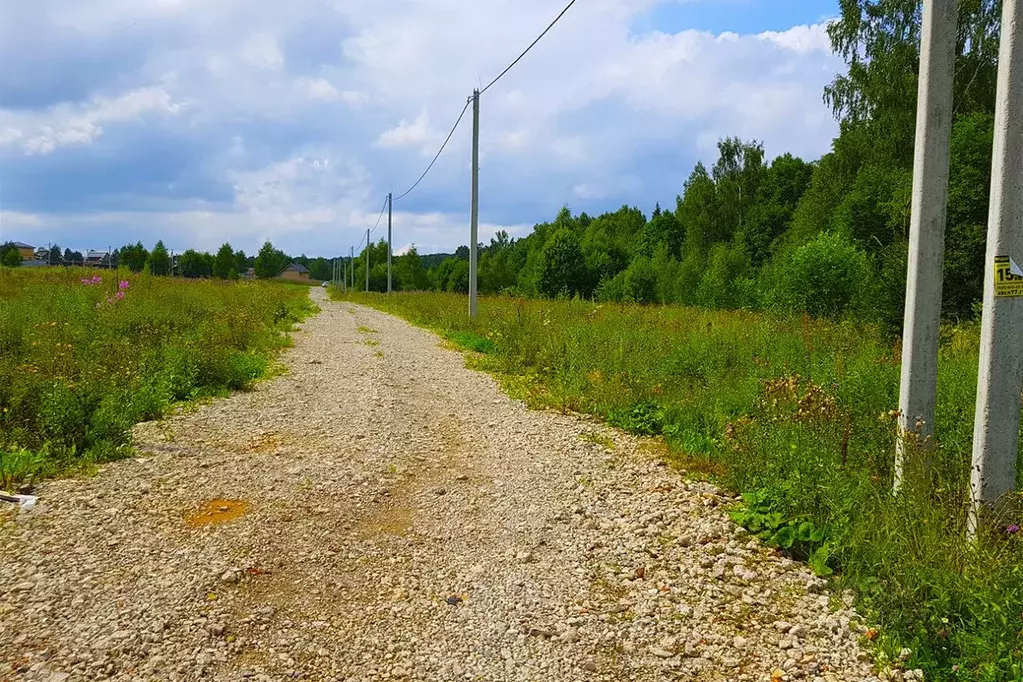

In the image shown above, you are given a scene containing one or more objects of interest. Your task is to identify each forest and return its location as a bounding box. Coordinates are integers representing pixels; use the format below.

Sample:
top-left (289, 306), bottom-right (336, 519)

top-left (351, 0), bottom-right (1001, 332)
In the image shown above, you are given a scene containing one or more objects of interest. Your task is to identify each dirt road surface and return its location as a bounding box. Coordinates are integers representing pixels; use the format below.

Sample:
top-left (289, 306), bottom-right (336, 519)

top-left (1, 288), bottom-right (883, 682)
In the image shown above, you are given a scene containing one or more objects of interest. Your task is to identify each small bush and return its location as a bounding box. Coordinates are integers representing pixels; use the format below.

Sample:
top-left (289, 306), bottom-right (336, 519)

top-left (771, 232), bottom-right (873, 317)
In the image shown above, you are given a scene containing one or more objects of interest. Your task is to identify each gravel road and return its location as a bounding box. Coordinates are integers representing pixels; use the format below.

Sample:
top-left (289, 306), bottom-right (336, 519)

top-left (1, 288), bottom-right (890, 682)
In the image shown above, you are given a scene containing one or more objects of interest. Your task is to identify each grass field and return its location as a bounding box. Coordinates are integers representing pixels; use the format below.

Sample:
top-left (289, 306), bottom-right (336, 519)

top-left (0, 268), bottom-right (315, 488)
top-left (331, 289), bottom-right (1023, 682)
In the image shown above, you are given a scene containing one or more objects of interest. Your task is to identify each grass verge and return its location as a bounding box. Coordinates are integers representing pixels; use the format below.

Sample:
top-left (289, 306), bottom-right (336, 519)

top-left (1, 268), bottom-right (316, 488)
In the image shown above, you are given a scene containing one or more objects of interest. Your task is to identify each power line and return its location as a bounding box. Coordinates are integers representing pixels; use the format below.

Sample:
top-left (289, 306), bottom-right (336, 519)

top-left (369, 195), bottom-right (389, 235)
top-left (378, 0), bottom-right (577, 260)
top-left (392, 98), bottom-right (472, 203)
top-left (479, 0), bottom-right (578, 96)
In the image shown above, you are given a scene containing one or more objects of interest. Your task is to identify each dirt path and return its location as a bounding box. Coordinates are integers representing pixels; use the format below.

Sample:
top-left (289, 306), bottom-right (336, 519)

top-left (1, 288), bottom-right (882, 682)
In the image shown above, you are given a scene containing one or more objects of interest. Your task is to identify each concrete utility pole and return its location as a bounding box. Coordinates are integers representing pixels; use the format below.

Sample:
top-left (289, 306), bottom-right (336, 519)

top-left (969, 0), bottom-right (1023, 537)
top-left (469, 89), bottom-right (480, 319)
top-left (350, 247), bottom-right (354, 291)
top-left (387, 192), bottom-right (393, 293)
top-left (894, 0), bottom-right (958, 491)
top-left (365, 228), bottom-right (370, 292)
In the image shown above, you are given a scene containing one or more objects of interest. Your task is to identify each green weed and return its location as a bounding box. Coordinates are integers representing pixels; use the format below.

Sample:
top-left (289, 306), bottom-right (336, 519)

top-left (580, 431), bottom-right (615, 449)
top-left (445, 330), bottom-right (496, 354)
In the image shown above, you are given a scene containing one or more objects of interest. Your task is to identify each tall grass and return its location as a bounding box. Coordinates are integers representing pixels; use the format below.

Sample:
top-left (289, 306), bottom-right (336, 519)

top-left (333, 289), bottom-right (1023, 682)
top-left (0, 268), bottom-right (315, 486)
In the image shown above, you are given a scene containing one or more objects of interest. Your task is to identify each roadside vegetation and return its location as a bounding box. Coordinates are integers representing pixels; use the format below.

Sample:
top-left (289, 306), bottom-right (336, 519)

top-left (0, 268), bottom-right (315, 488)
top-left (332, 288), bottom-right (1023, 682)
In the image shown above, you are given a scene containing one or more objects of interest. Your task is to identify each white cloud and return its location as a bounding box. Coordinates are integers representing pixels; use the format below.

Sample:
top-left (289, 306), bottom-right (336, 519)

top-left (758, 23), bottom-right (834, 54)
top-left (1, 86), bottom-right (180, 155)
top-left (375, 111), bottom-right (439, 150)
top-left (295, 77), bottom-right (340, 101)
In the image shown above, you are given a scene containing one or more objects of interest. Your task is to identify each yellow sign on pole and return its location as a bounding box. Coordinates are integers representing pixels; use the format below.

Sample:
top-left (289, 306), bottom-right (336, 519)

top-left (993, 256), bottom-right (1023, 297)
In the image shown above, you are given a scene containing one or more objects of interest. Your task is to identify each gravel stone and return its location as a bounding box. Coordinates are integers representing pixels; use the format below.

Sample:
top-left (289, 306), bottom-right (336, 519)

top-left (0, 289), bottom-right (881, 681)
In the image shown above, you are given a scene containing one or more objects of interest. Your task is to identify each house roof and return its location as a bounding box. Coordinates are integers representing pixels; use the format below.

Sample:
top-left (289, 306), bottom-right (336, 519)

top-left (285, 262), bottom-right (310, 273)
top-left (12, 241), bottom-right (33, 249)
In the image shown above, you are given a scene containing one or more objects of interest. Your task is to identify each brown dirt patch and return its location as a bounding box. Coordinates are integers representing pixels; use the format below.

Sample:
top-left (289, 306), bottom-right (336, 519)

top-left (186, 499), bottom-right (250, 527)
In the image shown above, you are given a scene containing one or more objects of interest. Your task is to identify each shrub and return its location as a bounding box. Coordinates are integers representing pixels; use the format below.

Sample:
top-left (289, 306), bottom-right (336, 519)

top-left (771, 232), bottom-right (873, 317)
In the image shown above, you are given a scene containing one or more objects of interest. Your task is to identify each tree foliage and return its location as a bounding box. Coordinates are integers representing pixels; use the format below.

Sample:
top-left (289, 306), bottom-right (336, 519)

top-left (254, 241), bottom-right (289, 279)
top-left (119, 242), bottom-right (149, 273)
top-left (147, 241), bottom-right (171, 276)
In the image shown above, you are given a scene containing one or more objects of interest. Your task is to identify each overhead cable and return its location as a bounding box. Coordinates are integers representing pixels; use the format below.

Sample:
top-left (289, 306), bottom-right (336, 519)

top-left (479, 0), bottom-right (578, 95)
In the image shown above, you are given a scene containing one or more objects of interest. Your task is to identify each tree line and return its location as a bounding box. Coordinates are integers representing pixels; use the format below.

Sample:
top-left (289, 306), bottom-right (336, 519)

top-left (0, 239), bottom-right (349, 283)
top-left (364, 0), bottom-right (1001, 330)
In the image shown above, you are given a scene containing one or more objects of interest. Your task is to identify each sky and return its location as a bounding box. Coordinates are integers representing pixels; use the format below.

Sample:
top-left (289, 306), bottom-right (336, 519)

top-left (0, 0), bottom-right (843, 259)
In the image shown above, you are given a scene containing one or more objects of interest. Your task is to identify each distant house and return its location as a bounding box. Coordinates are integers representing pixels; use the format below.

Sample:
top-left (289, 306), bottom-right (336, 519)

top-left (12, 242), bottom-right (35, 261)
top-left (85, 250), bottom-right (110, 267)
top-left (243, 267), bottom-right (256, 279)
top-left (279, 263), bottom-right (311, 281)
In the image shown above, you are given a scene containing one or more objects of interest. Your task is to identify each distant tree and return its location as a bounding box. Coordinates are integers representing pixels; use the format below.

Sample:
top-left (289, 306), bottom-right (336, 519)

top-left (213, 243), bottom-right (235, 279)
top-left (254, 241), bottom-right (289, 278)
top-left (234, 250), bottom-right (248, 275)
top-left (308, 257), bottom-right (331, 282)
top-left (179, 249), bottom-right (213, 278)
top-left (537, 228), bottom-right (587, 298)
top-left (395, 246), bottom-right (430, 291)
top-left (446, 259), bottom-right (470, 293)
top-left (1, 243), bottom-right (21, 267)
top-left (147, 241), bottom-right (171, 276)
top-left (47, 244), bottom-right (62, 264)
top-left (120, 242), bottom-right (149, 272)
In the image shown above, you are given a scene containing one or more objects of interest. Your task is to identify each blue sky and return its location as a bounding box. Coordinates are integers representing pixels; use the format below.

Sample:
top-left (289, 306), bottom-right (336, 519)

top-left (0, 0), bottom-right (843, 258)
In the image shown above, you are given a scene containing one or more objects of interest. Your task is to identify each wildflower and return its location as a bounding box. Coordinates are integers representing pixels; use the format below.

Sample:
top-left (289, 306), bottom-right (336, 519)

top-left (119, 280), bottom-right (130, 290)
top-left (1007, 524), bottom-right (1020, 535)
top-left (115, 290), bottom-right (125, 300)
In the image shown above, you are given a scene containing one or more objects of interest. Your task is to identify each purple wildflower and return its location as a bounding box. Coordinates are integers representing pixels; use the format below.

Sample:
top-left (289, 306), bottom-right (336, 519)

top-left (119, 280), bottom-right (130, 290)
top-left (115, 290), bottom-right (125, 300)
top-left (1007, 524), bottom-right (1020, 535)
